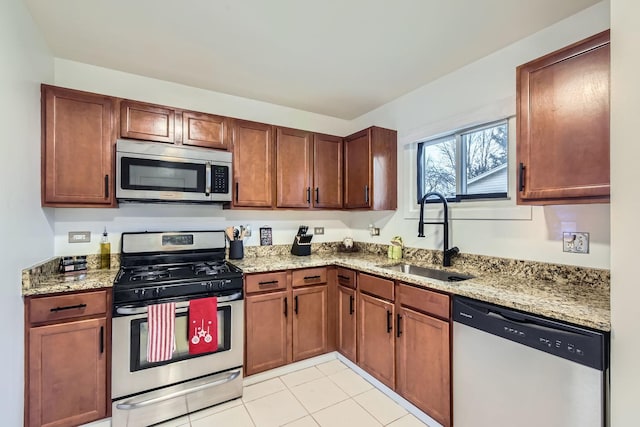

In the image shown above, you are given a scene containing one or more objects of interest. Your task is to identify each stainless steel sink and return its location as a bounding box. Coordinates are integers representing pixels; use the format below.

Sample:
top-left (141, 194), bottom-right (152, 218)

top-left (380, 263), bottom-right (474, 282)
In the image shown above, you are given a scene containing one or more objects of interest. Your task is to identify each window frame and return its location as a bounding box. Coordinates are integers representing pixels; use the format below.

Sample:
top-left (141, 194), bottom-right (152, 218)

top-left (416, 119), bottom-right (509, 204)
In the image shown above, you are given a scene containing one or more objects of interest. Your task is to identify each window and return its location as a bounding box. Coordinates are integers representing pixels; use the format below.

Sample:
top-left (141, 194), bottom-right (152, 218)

top-left (417, 120), bottom-right (508, 203)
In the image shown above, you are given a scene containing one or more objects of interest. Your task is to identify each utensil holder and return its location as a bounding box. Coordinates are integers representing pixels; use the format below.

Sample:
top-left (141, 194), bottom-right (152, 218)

top-left (229, 240), bottom-right (244, 259)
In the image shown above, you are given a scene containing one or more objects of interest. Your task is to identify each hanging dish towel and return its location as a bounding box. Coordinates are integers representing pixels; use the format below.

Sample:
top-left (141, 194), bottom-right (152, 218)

top-left (147, 302), bottom-right (176, 363)
top-left (189, 297), bottom-right (218, 355)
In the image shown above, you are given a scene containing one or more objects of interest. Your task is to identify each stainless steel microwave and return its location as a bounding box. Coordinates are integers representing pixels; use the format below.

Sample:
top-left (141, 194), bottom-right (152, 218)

top-left (116, 139), bottom-right (232, 203)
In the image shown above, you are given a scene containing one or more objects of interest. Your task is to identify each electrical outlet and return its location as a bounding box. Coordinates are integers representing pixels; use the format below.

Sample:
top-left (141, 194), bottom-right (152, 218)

top-left (243, 225), bottom-right (252, 237)
top-left (369, 226), bottom-right (380, 236)
top-left (563, 232), bottom-right (589, 254)
top-left (68, 231), bottom-right (91, 243)
top-left (314, 227), bottom-right (324, 235)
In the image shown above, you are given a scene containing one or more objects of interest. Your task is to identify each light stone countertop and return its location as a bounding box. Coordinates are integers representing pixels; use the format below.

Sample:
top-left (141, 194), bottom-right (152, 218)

top-left (22, 251), bottom-right (610, 331)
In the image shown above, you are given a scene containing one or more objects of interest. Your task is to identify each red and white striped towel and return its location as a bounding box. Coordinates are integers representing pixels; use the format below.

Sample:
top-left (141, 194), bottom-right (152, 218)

top-left (147, 302), bottom-right (176, 363)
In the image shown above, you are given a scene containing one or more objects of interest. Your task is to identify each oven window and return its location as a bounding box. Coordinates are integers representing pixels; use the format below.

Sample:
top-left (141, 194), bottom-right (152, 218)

top-left (130, 306), bottom-right (232, 371)
top-left (121, 157), bottom-right (206, 193)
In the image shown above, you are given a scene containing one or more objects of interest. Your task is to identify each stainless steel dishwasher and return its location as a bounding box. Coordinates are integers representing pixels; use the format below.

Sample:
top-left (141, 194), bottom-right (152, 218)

top-left (453, 296), bottom-right (608, 427)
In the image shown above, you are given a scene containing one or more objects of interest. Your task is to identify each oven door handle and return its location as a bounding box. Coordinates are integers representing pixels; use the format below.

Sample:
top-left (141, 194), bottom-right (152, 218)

top-left (115, 291), bottom-right (243, 315)
top-left (115, 368), bottom-right (241, 410)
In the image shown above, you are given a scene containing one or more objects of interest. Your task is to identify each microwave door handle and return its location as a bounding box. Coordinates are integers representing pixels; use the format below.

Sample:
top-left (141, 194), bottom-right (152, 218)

top-left (205, 162), bottom-right (212, 196)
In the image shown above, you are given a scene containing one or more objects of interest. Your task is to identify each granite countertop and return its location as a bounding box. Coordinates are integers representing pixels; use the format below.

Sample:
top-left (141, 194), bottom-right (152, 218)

top-left (22, 248), bottom-right (610, 331)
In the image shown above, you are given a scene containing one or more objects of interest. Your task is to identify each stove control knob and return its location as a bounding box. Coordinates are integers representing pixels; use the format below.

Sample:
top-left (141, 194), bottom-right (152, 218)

top-left (218, 280), bottom-right (226, 290)
top-left (153, 287), bottom-right (164, 298)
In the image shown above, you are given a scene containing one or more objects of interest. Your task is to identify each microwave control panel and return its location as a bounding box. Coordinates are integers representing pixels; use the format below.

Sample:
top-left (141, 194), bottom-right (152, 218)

top-left (211, 165), bottom-right (229, 194)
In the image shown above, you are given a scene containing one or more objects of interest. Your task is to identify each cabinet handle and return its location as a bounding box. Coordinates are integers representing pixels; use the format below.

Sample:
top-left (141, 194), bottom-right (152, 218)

top-left (284, 297), bottom-right (288, 317)
top-left (294, 295), bottom-right (299, 314)
top-left (258, 280), bottom-right (279, 286)
top-left (349, 295), bottom-right (354, 315)
top-left (304, 275), bottom-right (321, 281)
top-left (364, 185), bottom-right (369, 204)
top-left (337, 274), bottom-right (350, 281)
top-left (306, 187), bottom-right (311, 204)
top-left (235, 182), bottom-right (239, 202)
top-left (518, 163), bottom-right (525, 192)
top-left (99, 326), bottom-right (104, 354)
top-left (104, 175), bottom-right (109, 198)
top-left (315, 187), bottom-right (319, 204)
top-left (386, 310), bottom-right (392, 333)
top-left (396, 314), bottom-right (403, 338)
top-left (50, 303), bottom-right (87, 312)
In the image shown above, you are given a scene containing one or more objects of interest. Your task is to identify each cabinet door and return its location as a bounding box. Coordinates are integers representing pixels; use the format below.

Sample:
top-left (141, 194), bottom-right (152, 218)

top-left (313, 134), bottom-right (343, 208)
top-left (344, 129), bottom-right (371, 208)
top-left (357, 292), bottom-right (395, 388)
top-left (517, 30), bottom-right (610, 204)
top-left (396, 307), bottom-right (451, 427)
top-left (231, 120), bottom-right (275, 207)
top-left (245, 291), bottom-right (290, 375)
top-left (276, 128), bottom-right (313, 208)
top-left (120, 100), bottom-right (175, 143)
top-left (28, 318), bottom-right (107, 427)
top-left (183, 111), bottom-right (228, 150)
top-left (292, 285), bottom-right (328, 361)
top-left (337, 285), bottom-right (356, 362)
top-left (42, 85), bottom-right (115, 207)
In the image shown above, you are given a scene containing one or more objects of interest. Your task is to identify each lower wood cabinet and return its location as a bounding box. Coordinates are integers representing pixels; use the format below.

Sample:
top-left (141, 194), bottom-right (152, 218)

top-left (25, 290), bottom-right (110, 427)
top-left (357, 273), bottom-right (396, 389)
top-left (396, 283), bottom-right (451, 427)
top-left (244, 268), bottom-right (329, 376)
top-left (337, 284), bottom-right (356, 362)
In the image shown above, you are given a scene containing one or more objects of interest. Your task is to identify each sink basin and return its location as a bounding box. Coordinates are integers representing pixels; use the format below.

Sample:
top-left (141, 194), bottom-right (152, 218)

top-left (380, 263), bottom-right (474, 282)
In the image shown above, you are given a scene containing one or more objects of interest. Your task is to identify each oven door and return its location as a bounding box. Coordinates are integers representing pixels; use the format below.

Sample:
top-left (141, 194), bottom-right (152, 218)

top-left (111, 293), bottom-right (243, 400)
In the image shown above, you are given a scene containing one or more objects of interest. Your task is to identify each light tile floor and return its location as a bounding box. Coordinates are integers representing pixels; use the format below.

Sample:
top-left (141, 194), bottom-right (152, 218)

top-left (157, 359), bottom-right (429, 427)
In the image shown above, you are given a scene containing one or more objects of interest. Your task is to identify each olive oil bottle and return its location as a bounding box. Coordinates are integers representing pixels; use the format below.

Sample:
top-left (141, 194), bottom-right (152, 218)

top-left (100, 227), bottom-right (111, 269)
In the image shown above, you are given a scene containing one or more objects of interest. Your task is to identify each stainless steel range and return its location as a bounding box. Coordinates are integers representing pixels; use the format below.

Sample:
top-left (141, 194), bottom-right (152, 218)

top-left (111, 230), bottom-right (244, 427)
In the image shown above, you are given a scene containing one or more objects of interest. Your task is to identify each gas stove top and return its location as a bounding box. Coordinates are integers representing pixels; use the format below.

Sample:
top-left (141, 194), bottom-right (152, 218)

top-left (113, 231), bottom-right (243, 306)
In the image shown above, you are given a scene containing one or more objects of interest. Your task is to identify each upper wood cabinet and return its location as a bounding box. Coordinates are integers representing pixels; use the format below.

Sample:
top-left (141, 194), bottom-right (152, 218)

top-left (41, 85), bottom-right (116, 207)
top-left (231, 119), bottom-right (275, 208)
top-left (120, 100), bottom-right (230, 150)
top-left (344, 126), bottom-right (397, 210)
top-left (313, 134), bottom-right (343, 209)
top-left (182, 111), bottom-right (229, 150)
top-left (275, 129), bottom-right (343, 209)
top-left (516, 30), bottom-right (610, 205)
top-left (276, 127), bottom-right (313, 208)
top-left (120, 100), bottom-right (175, 143)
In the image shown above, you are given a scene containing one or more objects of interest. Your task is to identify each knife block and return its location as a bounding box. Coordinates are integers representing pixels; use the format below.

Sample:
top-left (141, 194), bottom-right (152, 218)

top-left (291, 234), bottom-right (312, 256)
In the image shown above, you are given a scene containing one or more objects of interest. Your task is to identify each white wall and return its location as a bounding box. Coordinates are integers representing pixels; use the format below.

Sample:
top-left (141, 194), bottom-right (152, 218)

top-left (349, 1), bottom-right (611, 269)
top-left (0, 0), bottom-right (54, 424)
top-left (610, 0), bottom-right (639, 424)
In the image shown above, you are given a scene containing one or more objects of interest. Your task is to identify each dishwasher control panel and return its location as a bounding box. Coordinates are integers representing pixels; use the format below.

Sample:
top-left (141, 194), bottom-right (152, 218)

top-left (453, 296), bottom-right (608, 371)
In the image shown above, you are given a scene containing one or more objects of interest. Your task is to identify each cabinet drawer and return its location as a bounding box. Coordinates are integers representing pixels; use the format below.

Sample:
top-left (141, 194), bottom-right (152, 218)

top-left (397, 283), bottom-right (449, 319)
top-left (245, 271), bottom-right (288, 294)
top-left (336, 268), bottom-right (356, 289)
top-left (358, 273), bottom-right (394, 301)
top-left (29, 290), bottom-right (107, 324)
top-left (292, 267), bottom-right (327, 287)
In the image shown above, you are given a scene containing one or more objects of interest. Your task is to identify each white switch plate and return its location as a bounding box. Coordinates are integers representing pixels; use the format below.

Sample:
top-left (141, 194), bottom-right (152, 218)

top-left (563, 232), bottom-right (589, 254)
top-left (314, 227), bottom-right (324, 235)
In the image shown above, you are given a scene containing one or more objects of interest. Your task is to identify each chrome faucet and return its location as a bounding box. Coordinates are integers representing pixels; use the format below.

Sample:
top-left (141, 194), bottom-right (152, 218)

top-left (418, 191), bottom-right (459, 267)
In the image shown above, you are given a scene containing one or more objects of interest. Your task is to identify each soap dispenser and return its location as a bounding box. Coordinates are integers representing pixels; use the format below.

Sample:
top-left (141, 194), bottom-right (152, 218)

top-left (100, 227), bottom-right (111, 269)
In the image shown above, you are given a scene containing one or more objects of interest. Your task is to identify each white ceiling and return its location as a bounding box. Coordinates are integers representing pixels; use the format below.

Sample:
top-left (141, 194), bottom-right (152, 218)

top-left (24, 0), bottom-right (601, 120)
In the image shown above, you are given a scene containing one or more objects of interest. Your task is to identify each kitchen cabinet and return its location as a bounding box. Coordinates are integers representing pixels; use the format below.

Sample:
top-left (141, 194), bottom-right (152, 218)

top-left (517, 30), bottom-right (610, 204)
top-left (344, 126), bottom-right (397, 210)
top-left (275, 130), bottom-right (343, 209)
top-left (396, 284), bottom-right (451, 427)
top-left (121, 100), bottom-right (230, 150)
top-left (231, 119), bottom-right (275, 208)
top-left (41, 85), bottom-right (116, 207)
top-left (336, 268), bottom-right (357, 362)
top-left (357, 273), bottom-right (395, 389)
top-left (276, 127), bottom-right (313, 208)
top-left (25, 290), bottom-right (110, 427)
top-left (244, 267), bottom-right (329, 376)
